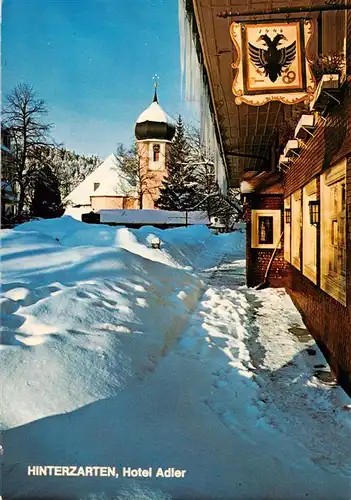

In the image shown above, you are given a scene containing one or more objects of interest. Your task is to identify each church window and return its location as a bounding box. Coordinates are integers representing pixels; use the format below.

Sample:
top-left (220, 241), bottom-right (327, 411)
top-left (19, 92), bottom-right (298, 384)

top-left (153, 144), bottom-right (160, 162)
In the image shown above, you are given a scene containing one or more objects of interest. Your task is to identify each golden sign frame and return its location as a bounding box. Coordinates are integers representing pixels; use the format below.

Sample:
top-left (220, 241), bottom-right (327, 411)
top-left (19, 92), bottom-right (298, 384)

top-left (230, 19), bottom-right (317, 106)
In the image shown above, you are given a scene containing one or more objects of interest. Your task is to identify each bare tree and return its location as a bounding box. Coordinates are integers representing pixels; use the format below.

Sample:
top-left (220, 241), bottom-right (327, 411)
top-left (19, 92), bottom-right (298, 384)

top-left (3, 84), bottom-right (53, 215)
top-left (114, 124), bottom-right (243, 223)
top-left (186, 126), bottom-right (243, 223)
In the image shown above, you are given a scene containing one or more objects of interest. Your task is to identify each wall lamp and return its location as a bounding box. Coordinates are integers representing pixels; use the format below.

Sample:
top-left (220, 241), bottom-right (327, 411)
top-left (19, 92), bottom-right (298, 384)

top-left (285, 208), bottom-right (291, 224)
top-left (309, 200), bottom-right (320, 226)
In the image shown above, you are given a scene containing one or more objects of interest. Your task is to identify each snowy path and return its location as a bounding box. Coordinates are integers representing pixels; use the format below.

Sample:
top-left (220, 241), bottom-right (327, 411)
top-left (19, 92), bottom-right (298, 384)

top-left (1, 221), bottom-right (350, 500)
top-left (184, 257), bottom-right (351, 481)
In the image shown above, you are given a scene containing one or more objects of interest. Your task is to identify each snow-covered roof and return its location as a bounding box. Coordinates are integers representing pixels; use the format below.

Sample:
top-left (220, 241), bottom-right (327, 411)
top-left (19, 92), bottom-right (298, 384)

top-left (1, 181), bottom-right (13, 193)
top-left (96, 209), bottom-right (210, 225)
top-left (64, 154), bottom-right (137, 206)
top-left (240, 171), bottom-right (283, 195)
top-left (1, 144), bottom-right (12, 154)
top-left (136, 101), bottom-right (174, 125)
top-left (1, 181), bottom-right (18, 202)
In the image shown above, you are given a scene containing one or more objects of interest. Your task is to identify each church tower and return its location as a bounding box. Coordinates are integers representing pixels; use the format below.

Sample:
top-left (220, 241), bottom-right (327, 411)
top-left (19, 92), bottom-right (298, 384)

top-left (135, 84), bottom-right (175, 209)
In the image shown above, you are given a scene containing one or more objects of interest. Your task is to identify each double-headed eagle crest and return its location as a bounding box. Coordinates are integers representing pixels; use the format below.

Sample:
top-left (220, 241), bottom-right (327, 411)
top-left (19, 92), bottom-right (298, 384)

top-left (248, 34), bottom-right (296, 83)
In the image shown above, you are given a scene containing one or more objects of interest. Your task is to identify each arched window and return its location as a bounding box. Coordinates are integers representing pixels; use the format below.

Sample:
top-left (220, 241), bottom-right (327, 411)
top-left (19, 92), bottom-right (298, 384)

top-left (153, 144), bottom-right (160, 162)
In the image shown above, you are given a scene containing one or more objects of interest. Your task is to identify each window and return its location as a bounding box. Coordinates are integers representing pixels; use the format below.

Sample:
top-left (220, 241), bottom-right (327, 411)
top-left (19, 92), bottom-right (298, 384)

top-left (291, 190), bottom-right (302, 270)
top-left (94, 182), bottom-right (100, 191)
top-left (258, 216), bottom-right (273, 244)
top-left (153, 144), bottom-right (160, 162)
top-left (302, 179), bottom-right (317, 284)
top-left (320, 160), bottom-right (346, 306)
top-left (149, 143), bottom-right (165, 171)
top-left (251, 210), bottom-right (281, 249)
top-left (284, 197), bottom-right (291, 263)
top-left (2, 130), bottom-right (11, 149)
top-left (123, 197), bottom-right (136, 209)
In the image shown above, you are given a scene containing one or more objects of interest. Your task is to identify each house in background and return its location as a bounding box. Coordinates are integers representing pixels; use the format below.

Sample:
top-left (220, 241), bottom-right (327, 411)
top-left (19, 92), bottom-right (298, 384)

top-left (179, 0), bottom-right (351, 391)
top-left (64, 153), bottom-right (138, 220)
top-left (1, 127), bottom-right (18, 221)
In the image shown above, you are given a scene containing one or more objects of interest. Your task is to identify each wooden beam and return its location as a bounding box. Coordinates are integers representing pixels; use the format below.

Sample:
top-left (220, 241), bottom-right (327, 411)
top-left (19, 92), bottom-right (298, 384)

top-left (218, 4), bottom-right (351, 19)
top-left (226, 151), bottom-right (269, 160)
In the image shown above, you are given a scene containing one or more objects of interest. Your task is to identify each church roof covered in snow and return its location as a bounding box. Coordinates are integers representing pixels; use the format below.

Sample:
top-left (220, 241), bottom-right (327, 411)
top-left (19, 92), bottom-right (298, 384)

top-left (135, 89), bottom-right (175, 141)
top-left (64, 154), bottom-right (137, 207)
top-left (136, 101), bottom-right (173, 125)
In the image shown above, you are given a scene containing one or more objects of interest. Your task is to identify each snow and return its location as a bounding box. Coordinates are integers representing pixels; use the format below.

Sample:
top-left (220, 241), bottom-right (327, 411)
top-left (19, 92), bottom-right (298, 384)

top-left (98, 209), bottom-right (210, 225)
top-left (240, 179), bottom-right (255, 193)
top-left (64, 203), bottom-right (91, 220)
top-left (1, 216), bottom-right (350, 499)
top-left (136, 101), bottom-right (174, 125)
top-left (64, 154), bottom-right (136, 207)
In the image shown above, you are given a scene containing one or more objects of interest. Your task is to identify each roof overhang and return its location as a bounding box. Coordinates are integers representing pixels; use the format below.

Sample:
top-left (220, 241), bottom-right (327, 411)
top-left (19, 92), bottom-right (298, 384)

top-left (183, 0), bottom-right (331, 187)
top-left (240, 171), bottom-right (283, 194)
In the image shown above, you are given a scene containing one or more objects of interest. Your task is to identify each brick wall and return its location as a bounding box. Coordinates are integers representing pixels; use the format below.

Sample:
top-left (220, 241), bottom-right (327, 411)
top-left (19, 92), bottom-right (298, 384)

top-left (245, 194), bottom-right (289, 287)
top-left (286, 265), bottom-right (351, 392)
top-left (347, 10), bottom-right (351, 75)
top-left (282, 90), bottom-right (351, 393)
top-left (285, 89), bottom-right (351, 196)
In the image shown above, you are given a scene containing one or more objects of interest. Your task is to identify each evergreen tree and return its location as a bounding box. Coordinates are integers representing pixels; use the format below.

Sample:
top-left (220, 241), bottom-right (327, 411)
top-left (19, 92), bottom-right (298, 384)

top-left (31, 164), bottom-right (64, 218)
top-left (37, 146), bottom-right (100, 199)
top-left (157, 116), bottom-right (199, 211)
top-left (163, 123), bottom-right (243, 225)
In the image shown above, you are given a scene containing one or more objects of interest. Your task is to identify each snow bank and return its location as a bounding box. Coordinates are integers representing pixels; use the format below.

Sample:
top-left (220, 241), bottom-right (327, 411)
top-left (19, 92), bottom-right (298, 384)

top-left (0, 217), bottom-right (243, 429)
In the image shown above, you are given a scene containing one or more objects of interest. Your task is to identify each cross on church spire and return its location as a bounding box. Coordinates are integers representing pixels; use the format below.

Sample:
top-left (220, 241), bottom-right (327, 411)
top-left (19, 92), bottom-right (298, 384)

top-left (153, 74), bottom-right (159, 102)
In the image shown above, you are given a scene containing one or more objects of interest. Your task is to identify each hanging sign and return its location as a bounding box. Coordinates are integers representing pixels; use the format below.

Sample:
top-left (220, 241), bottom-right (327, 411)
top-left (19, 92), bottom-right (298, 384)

top-left (230, 20), bottom-right (316, 105)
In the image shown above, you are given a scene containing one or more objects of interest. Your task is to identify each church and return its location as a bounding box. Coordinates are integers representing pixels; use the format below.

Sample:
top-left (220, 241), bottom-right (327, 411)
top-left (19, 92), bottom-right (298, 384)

top-left (135, 86), bottom-right (176, 209)
top-left (65, 85), bottom-right (175, 219)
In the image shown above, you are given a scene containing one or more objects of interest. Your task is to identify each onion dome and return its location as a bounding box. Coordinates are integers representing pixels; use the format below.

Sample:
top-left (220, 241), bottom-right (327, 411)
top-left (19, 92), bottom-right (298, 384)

top-left (135, 87), bottom-right (175, 141)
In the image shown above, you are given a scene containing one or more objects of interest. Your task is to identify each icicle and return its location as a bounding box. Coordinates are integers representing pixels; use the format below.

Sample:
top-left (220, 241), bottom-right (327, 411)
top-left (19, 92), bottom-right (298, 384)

top-left (178, 0), bottom-right (227, 194)
top-left (178, 0), bottom-right (186, 100)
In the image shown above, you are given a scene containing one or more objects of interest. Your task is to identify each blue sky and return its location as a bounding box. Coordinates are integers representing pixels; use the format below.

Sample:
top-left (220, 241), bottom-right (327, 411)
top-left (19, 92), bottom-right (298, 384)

top-left (3, 0), bottom-right (197, 158)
